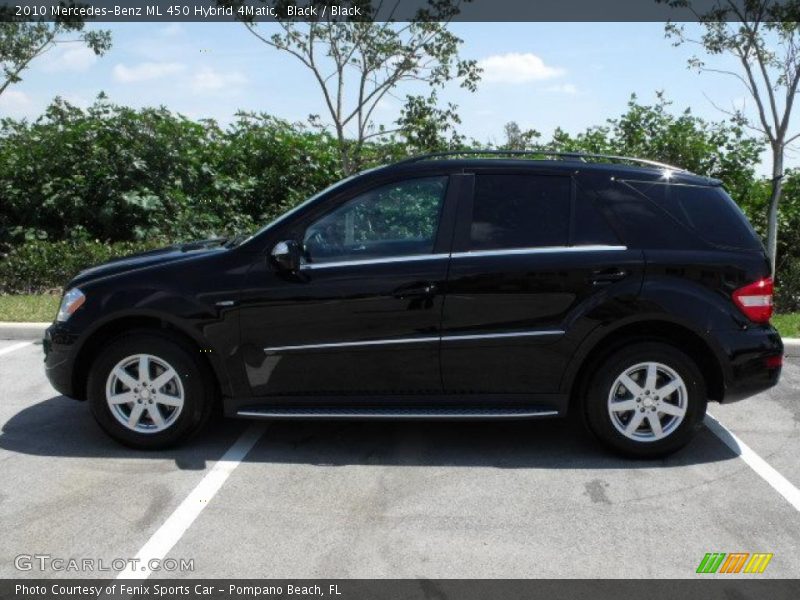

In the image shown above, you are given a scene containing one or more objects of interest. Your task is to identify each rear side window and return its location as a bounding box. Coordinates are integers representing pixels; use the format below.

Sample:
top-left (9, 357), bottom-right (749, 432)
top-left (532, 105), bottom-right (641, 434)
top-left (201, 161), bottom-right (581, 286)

top-left (589, 178), bottom-right (699, 249)
top-left (573, 184), bottom-right (620, 246)
top-left (470, 174), bottom-right (571, 250)
top-left (625, 181), bottom-right (762, 250)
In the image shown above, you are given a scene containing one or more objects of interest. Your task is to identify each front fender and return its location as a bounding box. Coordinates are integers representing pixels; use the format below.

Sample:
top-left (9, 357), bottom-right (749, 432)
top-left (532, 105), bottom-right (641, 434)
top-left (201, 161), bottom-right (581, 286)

top-left (66, 287), bottom-right (241, 399)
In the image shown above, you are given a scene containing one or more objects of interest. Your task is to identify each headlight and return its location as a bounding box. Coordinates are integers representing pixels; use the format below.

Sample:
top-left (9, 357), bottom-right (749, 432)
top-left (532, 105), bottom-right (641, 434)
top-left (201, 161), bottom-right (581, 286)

top-left (56, 288), bottom-right (86, 322)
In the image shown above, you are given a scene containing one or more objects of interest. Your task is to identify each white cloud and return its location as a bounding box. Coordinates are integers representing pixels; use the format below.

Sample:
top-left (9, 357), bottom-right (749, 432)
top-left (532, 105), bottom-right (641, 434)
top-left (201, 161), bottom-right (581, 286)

top-left (546, 83), bottom-right (578, 94)
top-left (190, 67), bottom-right (247, 92)
top-left (0, 89), bottom-right (34, 117)
top-left (113, 62), bottom-right (185, 83)
top-left (160, 24), bottom-right (185, 37)
top-left (375, 98), bottom-right (398, 112)
top-left (42, 46), bottom-right (97, 72)
top-left (478, 52), bottom-right (564, 84)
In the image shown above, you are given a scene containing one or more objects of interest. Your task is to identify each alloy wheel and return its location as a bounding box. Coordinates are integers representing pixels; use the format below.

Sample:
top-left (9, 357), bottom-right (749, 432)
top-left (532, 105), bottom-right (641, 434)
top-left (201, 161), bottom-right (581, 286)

top-left (607, 361), bottom-right (688, 443)
top-left (105, 354), bottom-right (184, 434)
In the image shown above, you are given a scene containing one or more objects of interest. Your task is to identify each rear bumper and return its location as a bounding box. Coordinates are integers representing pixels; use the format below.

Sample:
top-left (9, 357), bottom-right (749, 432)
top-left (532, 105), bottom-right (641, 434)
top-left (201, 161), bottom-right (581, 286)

top-left (714, 326), bottom-right (783, 403)
top-left (43, 323), bottom-right (81, 399)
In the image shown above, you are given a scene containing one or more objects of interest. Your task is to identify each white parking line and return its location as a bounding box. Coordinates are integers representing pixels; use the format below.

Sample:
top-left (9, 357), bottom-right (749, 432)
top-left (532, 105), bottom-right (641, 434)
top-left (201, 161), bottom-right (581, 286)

top-left (117, 423), bottom-right (267, 579)
top-left (0, 341), bottom-right (34, 356)
top-left (705, 413), bottom-right (800, 512)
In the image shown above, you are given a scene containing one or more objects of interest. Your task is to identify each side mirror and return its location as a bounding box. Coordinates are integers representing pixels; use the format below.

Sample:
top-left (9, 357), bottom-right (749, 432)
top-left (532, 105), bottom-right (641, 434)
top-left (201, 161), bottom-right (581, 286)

top-left (270, 240), bottom-right (302, 272)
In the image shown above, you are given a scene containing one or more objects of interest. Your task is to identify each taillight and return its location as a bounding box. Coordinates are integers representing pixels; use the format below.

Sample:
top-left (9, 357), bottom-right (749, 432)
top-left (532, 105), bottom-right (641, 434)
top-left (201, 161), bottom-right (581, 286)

top-left (732, 277), bottom-right (773, 323)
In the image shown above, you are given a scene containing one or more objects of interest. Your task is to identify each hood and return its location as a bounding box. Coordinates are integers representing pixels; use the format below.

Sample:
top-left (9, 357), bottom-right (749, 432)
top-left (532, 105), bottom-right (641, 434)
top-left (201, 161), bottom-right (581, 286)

top-left (68, 238), bottom-right (229, 289)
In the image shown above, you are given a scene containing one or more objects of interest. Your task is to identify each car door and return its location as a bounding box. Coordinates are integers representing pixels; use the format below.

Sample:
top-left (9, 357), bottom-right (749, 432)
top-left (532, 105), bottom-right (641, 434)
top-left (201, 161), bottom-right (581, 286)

top-left (237, 174), bottom-right (463, 398)
top-left (441, 169), bottom-right (644, 395)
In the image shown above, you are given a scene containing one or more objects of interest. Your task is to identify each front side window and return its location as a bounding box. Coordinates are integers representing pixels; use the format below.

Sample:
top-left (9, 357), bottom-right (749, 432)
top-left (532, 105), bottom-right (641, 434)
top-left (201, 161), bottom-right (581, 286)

top-left (303, 177), bottom-right (448, 264)
top-left (470, 174), bottom-right (571, 250)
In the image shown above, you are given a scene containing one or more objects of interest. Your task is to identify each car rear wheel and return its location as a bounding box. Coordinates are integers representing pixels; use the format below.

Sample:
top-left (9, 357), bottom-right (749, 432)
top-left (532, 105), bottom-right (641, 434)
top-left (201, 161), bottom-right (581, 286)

top-left (584, 342), bottom-right (707, 458)
top-left (88, 332), bottom-right (214, 449)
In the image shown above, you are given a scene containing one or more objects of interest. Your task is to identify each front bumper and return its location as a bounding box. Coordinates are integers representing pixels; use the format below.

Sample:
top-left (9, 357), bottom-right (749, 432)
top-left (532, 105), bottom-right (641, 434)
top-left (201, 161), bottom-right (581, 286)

top-left (43, 323), bottom-right (81, 399)
top-left (715, 325), bottom-right (783, 403)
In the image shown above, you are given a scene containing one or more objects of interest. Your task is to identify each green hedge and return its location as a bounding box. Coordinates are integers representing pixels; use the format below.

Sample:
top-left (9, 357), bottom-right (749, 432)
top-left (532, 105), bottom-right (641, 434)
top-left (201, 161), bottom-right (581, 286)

top-left (0, 96), bottom-right (344, 247)
top-left (0, 239), bottom-right (164, 294)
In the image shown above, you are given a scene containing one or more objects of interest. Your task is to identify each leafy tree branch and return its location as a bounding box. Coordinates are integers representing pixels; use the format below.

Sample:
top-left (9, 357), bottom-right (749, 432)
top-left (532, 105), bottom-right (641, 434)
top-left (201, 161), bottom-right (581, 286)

top-left (0, 7), bottom-right (112, 97)
top-left (227, 0), bottom-right (480, 173)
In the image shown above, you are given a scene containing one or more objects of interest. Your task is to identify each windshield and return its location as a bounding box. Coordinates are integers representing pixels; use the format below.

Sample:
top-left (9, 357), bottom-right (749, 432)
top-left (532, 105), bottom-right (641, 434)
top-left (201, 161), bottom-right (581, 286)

top-left (229, 168), bottom-right (382, 248)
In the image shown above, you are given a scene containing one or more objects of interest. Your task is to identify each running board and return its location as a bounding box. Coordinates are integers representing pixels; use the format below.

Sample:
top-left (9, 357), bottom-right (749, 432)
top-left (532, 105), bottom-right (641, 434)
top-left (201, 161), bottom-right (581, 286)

top-left (236, 406), bottom-right (559, 420)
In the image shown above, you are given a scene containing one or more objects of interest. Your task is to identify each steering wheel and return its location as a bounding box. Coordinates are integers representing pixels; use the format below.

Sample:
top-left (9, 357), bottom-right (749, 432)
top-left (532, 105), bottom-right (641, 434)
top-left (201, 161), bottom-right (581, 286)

top-left (305, 229), bottom-right (344, 257)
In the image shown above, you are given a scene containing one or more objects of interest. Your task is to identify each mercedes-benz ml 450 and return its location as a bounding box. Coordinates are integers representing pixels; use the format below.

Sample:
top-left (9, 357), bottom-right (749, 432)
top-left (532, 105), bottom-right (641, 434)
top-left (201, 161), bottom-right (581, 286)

top-left (44, 152), bottom-right (783, 457)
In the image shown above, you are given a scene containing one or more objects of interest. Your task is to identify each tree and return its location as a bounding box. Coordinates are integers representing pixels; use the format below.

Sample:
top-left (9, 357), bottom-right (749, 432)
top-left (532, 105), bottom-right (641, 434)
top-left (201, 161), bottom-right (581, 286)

top-left (395, 91), bottom-right (465, 153)
top-left (660, 0), bottom-right (800, 273)
top-left (230, 0), bottom-right (480, 174)
top-left (0, 9), bottom-right (112, 97)
top-left (502, 121), bottom-right (541, 151)
top-left (548, 93), bottom-right (764, 206)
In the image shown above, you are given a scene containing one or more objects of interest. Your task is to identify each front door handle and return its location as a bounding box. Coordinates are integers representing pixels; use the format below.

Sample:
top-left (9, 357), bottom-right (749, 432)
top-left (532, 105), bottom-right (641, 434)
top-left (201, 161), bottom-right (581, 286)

top-left (590, 268), bottom-right (628, 286)
top-left (393, 282), bottom-right (438, 299)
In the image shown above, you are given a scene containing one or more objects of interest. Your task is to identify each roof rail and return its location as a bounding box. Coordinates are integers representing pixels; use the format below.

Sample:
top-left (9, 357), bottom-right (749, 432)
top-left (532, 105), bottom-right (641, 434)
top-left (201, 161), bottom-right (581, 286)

top-left (394, 149), bottom-right (687, 172)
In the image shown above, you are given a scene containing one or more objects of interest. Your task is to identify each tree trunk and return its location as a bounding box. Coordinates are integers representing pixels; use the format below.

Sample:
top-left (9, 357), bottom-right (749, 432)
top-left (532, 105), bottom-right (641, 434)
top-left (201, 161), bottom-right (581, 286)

top-left (335, 125), bottom-right (352, 176)
top-left (766, 145), bottom-right (783, 276)
top-left (340, 150), bottom-right (352, 176)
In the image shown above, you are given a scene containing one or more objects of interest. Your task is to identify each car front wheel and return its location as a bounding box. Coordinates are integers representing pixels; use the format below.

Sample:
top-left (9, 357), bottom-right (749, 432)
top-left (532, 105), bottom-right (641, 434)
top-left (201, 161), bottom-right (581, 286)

top-left (87, 332), bottom-right (214, 449)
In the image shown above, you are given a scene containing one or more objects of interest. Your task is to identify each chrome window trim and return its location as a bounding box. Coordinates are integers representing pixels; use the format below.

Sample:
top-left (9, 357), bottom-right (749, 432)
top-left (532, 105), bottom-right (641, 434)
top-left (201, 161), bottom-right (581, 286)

top-left (300, 253), bottom-right (448, 270)
top-left (450, 245), bottom-right (627, 259)
top-left (263, 329), bottom-right (565, 354)
top-left (299, 245), bottom-right (627, 270)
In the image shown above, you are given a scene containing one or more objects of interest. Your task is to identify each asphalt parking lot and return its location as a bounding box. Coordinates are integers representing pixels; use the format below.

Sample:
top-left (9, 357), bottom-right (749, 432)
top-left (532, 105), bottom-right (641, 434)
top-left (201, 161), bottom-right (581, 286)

top-left (1, 339), bottom-right (798, 579)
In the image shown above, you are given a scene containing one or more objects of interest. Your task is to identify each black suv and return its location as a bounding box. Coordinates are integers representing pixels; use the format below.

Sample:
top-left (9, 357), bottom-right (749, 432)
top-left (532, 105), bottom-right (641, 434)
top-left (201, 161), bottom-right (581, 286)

top-left (44, 151), bottom-right (783, 457)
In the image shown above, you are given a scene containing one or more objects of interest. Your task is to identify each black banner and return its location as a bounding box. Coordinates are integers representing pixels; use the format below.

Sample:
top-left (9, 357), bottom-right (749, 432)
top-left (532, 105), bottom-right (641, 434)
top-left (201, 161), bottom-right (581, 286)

top-left (2, 580), bottom-right (800, 600)
top-left (1, 0), bottom-right (796, 23)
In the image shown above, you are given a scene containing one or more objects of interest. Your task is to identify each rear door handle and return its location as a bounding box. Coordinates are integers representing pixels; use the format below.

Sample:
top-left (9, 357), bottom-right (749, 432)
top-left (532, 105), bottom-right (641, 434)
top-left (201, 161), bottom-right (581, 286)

top-left (590, 268), bottom-right (628, 286)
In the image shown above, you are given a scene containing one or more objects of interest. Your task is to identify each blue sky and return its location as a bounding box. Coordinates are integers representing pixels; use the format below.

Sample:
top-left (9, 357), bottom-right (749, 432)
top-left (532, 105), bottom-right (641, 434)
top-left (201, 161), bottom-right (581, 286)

top-left (0, 22), bottom-right (790, 172)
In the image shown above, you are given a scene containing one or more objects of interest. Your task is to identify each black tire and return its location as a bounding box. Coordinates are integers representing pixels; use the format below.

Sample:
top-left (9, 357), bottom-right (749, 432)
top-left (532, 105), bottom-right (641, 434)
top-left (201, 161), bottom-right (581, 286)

top-left (584, 342), bottom-right (707, 458)
top-left (87, 331), bottom-right (215, 449)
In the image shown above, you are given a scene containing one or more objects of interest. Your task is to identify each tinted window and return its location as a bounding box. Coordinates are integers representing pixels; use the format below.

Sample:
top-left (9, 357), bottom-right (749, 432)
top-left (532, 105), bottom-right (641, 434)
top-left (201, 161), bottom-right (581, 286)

top-left (470, 174), bottom-right (570, 250)
top-left (627, 181), bottom-right (761, 250)
top-left (588, 175), bottom-right (700, 249)
top-left (303, 177), bottom-right (447, 263)
top-left (573, 184), bottom-right (620, 246)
